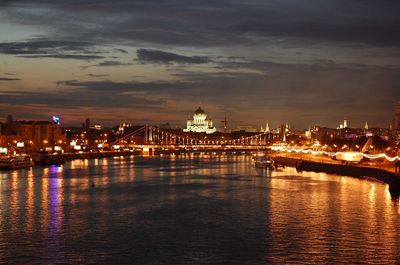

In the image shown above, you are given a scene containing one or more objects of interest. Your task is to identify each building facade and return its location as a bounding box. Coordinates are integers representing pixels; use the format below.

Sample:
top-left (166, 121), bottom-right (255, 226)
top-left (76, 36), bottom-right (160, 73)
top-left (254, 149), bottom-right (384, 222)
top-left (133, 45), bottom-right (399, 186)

top-left (184, 107), bottom-right (217, 134)
top-left (0, 120), bottom-right (65, 150)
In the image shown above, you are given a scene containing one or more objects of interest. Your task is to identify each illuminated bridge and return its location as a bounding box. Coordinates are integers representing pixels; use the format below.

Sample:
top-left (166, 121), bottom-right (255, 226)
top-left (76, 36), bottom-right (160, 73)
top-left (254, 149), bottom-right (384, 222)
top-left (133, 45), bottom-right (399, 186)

top-left (111, 125), bottom-right (281, 151)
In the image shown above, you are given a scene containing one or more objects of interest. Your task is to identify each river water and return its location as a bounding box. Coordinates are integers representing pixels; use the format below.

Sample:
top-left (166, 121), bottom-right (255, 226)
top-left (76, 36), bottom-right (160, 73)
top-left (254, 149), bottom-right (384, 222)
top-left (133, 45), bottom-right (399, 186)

top-left (0, 154), bottom-right (399, 264)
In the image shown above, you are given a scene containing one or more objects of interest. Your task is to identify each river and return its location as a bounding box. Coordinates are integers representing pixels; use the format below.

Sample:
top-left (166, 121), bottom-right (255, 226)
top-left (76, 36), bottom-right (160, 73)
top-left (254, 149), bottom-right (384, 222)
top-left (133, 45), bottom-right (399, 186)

top-left (0, 153), bottom-right (399, 264)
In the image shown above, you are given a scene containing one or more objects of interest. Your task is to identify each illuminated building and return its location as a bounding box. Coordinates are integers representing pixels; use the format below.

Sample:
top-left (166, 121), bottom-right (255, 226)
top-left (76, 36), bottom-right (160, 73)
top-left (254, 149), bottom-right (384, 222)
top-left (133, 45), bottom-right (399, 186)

top-left (184, 107), bottom-right (216, 134)
top-left (260, 122), bottom-right (270, 133)
top-left (118, 121), bottom-right (132, 134)
top-left (280, 125), bottom-right (287, 142)
top-left (92, 124), bottom-right (102, 130)
top-left (337, 118), bottom-right (349, 129)
top-left (0, 118), bottom-right (65, 150)
top-left (305, 126), bottom-right (312, 139)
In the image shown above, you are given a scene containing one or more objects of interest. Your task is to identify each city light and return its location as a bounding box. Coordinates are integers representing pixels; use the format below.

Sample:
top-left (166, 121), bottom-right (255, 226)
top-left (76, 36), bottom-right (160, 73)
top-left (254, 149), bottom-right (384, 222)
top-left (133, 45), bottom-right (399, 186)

top-left (272, 146), bottom-right (400, 162)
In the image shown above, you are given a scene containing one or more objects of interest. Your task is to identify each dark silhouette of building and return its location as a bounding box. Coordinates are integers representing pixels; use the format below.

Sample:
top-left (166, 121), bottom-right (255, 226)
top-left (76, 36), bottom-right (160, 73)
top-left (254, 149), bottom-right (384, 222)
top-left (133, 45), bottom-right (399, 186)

top-left (394, 101), bottom-right (400, 130)
top-left (6, 114), bottom-right (13, 124)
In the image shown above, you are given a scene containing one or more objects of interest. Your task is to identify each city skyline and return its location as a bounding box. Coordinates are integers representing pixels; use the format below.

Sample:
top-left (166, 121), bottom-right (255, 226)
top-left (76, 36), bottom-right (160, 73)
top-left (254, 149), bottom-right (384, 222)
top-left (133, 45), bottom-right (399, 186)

top-left (1, 1), bottom-right (400, 128)
top-left (0, 110), bottom-right (393, 131)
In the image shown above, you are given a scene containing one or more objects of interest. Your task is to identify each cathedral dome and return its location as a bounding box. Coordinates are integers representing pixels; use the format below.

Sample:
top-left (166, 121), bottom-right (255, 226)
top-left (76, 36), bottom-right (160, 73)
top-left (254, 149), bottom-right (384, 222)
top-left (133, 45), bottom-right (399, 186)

top-left (184, 106), bottom-right (216, 134)
top-left (194, 107), bottom-right (206, 115)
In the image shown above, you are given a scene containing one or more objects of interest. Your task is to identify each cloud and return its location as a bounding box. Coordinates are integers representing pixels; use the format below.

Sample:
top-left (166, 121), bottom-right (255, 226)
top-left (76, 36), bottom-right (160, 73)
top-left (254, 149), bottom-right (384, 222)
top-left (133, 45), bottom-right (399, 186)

top-left (231, 18), bottom-right (400, 47)
top-left (0, 40), bottom-right (94, 54)
top-left (0, 88), bottom-right (165, 109)
top-left (0, 39), bottom-right (104, 60)
top-left (3, 1), bottom-right (400, 48)
top-left (114, 48), bottom-right (128, 53)
top-left (86, 73), bottom-right (109, 78)
top-left (0, 77), bottom-right (21, 81)
top-left (97, 60), bottom-right (132, 67)
top-left (18, 54), bottom-right (104, 60)
top-left (56, 79), bottom-right (188, 93)
top-left (137, 49), bottom-right (211, 64)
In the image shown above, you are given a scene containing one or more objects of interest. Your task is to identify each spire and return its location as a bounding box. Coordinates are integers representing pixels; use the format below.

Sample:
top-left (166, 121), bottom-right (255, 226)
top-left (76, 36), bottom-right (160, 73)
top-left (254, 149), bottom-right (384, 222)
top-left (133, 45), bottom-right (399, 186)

top-left (285, 121), bottom-right (290, 132)
top-left (265, 122), bottom-right (270, 132)
top-left (364, 121), bottom-right (369, 130)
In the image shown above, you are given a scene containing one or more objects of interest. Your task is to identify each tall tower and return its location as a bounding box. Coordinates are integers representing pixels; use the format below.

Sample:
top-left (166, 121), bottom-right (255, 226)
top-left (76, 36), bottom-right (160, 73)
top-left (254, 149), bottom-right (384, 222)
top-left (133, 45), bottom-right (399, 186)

top-left (280, 125), bottom-right (286, 142)
top-left (265, 122), bottom-right (270, 132)
top-left (343, 118), bottom-right (348, 128)
top-left (6, 114), bottom-right (13, 123)
top-left (364, 121), bottom-right (369, 130)
top-left (85, 118), bottom-right (90, 129)
top-left (394, 101), bottom-right (400, 130)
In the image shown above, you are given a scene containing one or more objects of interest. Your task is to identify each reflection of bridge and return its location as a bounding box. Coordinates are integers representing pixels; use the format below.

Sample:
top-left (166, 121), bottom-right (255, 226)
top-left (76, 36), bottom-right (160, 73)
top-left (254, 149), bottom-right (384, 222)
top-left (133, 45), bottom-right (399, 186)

top-left (112, 125), bottom-right (280, 150)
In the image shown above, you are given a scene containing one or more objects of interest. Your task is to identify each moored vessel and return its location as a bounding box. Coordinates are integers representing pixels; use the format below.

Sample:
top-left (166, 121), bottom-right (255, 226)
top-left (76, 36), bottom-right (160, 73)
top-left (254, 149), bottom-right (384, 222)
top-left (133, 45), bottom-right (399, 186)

top-left (254, 156), bottom-right (274, 168)
top-left (0, 156), bottom-right (34, 170)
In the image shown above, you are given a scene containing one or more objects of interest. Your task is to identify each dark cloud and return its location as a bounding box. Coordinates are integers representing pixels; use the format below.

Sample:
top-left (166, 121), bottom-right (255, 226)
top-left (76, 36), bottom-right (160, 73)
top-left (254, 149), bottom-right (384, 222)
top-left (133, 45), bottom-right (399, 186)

top-left (114, 48), bottom-right (128, 53)
top-left (0, 39), bottom-right (104, 60)
top-left (137, 49), bottom-right (211, 64)
top-left (0, 40), bottom-right (95, 54)
top-left (86, 73), bottom-right (109, 78)
top-left (18, 54), bottom-right (104, 60)
top-left (0, 77), bottom-right (21, 81)
top-left (2, 0), bottom-right (400, 47)
top-left (97, 60), bottom-right (133, 67)
top-left (231, 19), bottom-right (400, 47)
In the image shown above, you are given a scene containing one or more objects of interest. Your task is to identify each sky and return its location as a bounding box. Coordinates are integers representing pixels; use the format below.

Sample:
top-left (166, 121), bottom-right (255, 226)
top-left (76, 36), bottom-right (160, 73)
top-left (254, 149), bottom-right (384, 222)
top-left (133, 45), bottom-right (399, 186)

top-left (0, 0), bottom-right (399, 130)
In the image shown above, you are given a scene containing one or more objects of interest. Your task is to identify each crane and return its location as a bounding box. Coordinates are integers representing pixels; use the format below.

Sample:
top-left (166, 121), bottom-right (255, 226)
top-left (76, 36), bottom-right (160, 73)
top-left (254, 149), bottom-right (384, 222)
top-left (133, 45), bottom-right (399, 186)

top-left (220, 117), bottom-right (242, 133)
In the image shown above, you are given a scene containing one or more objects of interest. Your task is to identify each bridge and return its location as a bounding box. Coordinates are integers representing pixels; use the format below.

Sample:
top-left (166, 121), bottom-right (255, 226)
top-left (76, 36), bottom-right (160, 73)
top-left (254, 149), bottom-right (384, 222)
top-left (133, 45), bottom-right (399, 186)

top-left (111, 125), bottom-right (282, 151)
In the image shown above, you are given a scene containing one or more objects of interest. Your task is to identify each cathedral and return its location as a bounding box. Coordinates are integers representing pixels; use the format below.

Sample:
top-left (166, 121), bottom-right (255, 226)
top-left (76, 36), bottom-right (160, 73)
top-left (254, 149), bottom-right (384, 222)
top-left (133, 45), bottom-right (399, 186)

top-left (184, 107), bottom-right (217, 134)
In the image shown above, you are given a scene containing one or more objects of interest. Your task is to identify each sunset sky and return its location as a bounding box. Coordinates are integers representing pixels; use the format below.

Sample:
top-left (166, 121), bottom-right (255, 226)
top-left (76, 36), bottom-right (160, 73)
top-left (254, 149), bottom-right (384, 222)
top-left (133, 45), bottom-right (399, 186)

top-left (1, 0), bottom-right (399, 129)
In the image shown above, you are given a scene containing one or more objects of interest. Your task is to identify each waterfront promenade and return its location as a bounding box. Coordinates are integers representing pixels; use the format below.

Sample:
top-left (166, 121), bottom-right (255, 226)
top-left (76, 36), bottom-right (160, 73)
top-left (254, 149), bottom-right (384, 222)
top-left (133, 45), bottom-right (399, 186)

top-left (271, 152), bottom-right (400, 194)
top-left (272, 151), bottom-right (397, 174)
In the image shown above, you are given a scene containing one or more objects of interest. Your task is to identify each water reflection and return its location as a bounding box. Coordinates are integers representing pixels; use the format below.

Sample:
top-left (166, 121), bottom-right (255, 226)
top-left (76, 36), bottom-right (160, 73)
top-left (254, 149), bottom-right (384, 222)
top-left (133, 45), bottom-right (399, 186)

top-left (0, 154), bottom-right (399, 264)
top-left (26, 170), bottom-right (35, 233)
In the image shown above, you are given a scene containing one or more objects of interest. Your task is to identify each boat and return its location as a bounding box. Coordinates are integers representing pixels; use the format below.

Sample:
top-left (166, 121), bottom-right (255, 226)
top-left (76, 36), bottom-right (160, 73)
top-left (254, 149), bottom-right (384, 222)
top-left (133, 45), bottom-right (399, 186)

top-left (0, 156), bottom-right (34, 170)
top-left (32, 151), bottom-right (65, 166)
top-left (254, 156), bottom-right (274, 168)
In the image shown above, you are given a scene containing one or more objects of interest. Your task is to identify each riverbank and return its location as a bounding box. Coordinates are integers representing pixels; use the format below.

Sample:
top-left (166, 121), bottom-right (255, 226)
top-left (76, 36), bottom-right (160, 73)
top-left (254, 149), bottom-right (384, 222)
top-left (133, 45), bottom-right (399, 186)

top-left (272, 153), bottom-right (400, 194)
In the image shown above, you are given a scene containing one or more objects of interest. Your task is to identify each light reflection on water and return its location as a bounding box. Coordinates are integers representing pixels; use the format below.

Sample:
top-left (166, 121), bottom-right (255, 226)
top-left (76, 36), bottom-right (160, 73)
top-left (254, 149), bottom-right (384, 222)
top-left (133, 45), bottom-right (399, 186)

top-left (0, 154), bottom-right (399, 264)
